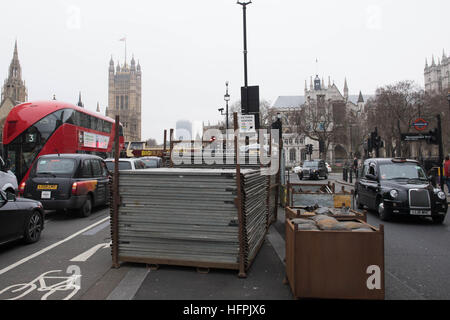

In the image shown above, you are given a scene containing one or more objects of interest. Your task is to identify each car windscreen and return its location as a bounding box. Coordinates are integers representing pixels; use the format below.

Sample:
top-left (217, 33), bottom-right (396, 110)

top-left (106, 161), bottom-right (132, 171)
top-left (379, 163), bottom-right (427, 181)
top-left (35, 158), bottom-right (76, 176)
top-left (303, 162), bottom-right (319, 168)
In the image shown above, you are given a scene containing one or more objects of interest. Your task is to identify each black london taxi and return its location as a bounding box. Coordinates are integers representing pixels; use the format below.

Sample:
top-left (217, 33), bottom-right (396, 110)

top-left (20, 154), bottom-right (110, 217)
top-left (355, 158), bottom-right (448, 223)
top-left (300, 160), bottom-right (328, 180)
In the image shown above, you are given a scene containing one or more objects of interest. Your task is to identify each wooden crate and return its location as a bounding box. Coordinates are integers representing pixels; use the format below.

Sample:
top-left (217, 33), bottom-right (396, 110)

top-left (285, 218), bottom-right (385, 300)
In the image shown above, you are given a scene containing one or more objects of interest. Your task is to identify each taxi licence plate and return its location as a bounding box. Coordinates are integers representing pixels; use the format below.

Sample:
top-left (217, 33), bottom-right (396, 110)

top-left (37, 185), bottom-right (58, 190)
top-left (410, 210), bottom-right (431, 216)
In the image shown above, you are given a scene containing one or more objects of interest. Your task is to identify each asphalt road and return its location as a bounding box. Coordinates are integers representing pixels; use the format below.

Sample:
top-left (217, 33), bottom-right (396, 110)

top-left (0, 207), bottom-right (113, 300)
top-left (1, 171), bottom-right (449, 300)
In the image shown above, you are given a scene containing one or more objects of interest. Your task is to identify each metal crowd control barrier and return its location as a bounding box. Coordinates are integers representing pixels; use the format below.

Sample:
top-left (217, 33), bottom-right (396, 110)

top-left (110, 113), bottom-right (278, 277)
top-left (110, 168), bottom-right (268, 277)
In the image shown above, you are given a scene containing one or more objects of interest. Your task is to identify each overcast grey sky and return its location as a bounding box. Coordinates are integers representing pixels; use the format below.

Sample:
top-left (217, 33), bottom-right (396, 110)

top-left (1, 0), bottom-right (449, 143)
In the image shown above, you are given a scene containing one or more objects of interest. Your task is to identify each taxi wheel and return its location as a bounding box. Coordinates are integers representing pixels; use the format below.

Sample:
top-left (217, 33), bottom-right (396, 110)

top-left (80, 196), bottom-right (93, 218)
top-left (432, 216), bottom-right (445, 224)
top-left (355, 193), bottom-right (363, 210)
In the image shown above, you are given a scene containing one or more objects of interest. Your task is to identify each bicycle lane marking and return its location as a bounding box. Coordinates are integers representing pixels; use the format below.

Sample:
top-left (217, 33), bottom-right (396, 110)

top-left (0, 216), bottom-right (110, 277)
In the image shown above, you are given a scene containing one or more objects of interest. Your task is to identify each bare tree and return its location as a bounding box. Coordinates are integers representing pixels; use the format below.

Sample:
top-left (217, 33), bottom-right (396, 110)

top-left (366, 81), bottom-right (424, 158)
top-left (289, 99), bottom-right (335, 160)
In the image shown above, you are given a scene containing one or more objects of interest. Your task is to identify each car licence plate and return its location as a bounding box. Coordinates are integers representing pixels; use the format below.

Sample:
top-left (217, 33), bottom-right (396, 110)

top-left (37, 185), bottom-right (58, 190)
top-left (410, 210), bottom-right (431, 216)
top-left (41, 191), bottom-right (51, 199)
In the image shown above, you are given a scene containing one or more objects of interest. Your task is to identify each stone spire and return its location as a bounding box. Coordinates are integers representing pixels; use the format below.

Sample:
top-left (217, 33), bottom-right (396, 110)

top-left (344, 78), bottom-right (349, 99)
top-left (77, 92), bottom-right (84, 108)
top-left (96, 102), bottom-right (100, 113)
top-left (443, 49), bottom-right (447, 60)
top-left (357, 91), bottom-right (364, 103)
top-left (431, 55), bottom-right (436, 66)
top-left (109, 56), bottom-right (114, 72)
top-left (425, 58), bottom-right (428, 69)
top-left (2, 40), bottom-right (28, 103)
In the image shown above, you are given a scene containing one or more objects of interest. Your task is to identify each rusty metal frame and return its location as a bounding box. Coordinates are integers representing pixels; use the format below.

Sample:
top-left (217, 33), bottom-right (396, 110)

top-left (234, 112), bottom-right (247, 278)
top-left (111, 115), bottom-right (120, 269)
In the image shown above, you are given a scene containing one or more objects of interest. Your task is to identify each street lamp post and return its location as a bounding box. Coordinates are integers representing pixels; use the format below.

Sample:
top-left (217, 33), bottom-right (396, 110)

top-left (237, 1), bottom-right (251, 88)
top-left (224, 81), bottom-right (230, 130)
top-left (218, 82), bottom-right (231, 130)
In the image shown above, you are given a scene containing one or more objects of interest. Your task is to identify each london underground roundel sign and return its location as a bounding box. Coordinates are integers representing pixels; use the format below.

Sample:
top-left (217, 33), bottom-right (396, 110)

top-left (413, 118), bottom-right (428, 131)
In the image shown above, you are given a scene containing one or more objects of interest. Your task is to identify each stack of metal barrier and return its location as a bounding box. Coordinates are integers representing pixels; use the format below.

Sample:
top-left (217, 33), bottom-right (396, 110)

top-left (115, 168), bottom-right (267, 270)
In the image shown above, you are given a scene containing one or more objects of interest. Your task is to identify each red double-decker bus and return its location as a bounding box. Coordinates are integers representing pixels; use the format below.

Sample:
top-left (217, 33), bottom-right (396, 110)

top-left (2, 100), bottom-right (124, 185)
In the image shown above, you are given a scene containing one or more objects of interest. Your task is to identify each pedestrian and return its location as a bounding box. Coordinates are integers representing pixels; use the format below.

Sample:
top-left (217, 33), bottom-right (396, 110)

top-left (353, 156), bottom-right (358, 176)
top-left (444, 155), bottom-right (450, 194)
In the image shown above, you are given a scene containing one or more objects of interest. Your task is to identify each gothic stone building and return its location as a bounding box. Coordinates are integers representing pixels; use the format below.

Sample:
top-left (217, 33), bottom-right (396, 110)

top-left (424, 50), bottom-right (449, 93)
top-left (272, 75), bottom-right (367, 168)
top-left (0, 41), bottom-right (28, 139)
top-left (105, 56), bottom-right (142, 142)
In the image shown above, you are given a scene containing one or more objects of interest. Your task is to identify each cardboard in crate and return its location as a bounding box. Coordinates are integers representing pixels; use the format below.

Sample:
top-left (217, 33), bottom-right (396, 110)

top-left (285, 218), bottom-right (385, 300)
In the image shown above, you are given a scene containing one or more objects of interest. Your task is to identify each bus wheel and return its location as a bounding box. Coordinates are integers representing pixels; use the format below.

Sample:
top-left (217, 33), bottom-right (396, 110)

top-left (80, 196), bottom-right (92, 218)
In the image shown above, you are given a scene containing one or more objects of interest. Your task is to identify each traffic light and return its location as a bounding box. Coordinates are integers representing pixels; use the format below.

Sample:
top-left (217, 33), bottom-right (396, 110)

top-left (307, 144), bottom-right (313, 155)
top-left (427, 128), bottom-right (438, 144)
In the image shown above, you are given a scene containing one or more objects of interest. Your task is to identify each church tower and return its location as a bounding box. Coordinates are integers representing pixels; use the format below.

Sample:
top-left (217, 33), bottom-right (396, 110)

top-left (106, 55), bottom-right (142, 142)
top-left (1, 40), bottom-right (28, 104)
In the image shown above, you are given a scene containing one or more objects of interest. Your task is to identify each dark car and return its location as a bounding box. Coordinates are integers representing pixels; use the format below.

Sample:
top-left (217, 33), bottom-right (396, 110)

top-left (299, 160), bottom-right (328, 180)
top-left (355, 158), bottom-right (448, 223)
top-left (0, 190), bottom-right (45, 245)
top-left (140, 156), bottom-right (162, 168)
top-left (21, 154), bottom-right (110, 217)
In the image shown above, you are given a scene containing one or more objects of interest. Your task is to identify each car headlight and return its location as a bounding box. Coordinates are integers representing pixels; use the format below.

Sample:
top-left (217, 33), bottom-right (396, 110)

top-left (437, 191), bottom-right (446, 200)
top-left (390, 190), bottom-right (399, 199)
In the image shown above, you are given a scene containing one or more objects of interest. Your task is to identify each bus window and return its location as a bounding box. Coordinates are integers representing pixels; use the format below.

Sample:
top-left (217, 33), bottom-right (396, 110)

top-left (80, 112), bottom-right (90, 129)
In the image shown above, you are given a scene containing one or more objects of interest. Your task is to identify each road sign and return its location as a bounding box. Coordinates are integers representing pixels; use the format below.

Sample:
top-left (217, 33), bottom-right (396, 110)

top-left (401, 133), bottom-right (433, 142)
top-left (239, 114), bottom-right (255, 133)
top-left (412, 118), bottom-right (429, 131)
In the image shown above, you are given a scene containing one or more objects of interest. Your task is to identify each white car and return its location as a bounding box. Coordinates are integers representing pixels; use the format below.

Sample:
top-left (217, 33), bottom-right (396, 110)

top-left (105, 158), bottom-right (147, 172)
top-left (293, 166), bottom-right (302, 174)
top-left (325, 162), bottom-right (332, 173)
top-left (0, 156), bottom-right (18, 196)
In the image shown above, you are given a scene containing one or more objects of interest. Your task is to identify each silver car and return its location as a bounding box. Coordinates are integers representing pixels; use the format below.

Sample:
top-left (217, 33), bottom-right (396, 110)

top-left (0, 156), bottom-right (18, 195)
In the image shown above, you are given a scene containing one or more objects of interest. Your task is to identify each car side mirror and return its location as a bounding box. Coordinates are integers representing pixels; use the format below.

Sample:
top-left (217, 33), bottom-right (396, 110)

top-left (365, 174), bottom-right (377, 181)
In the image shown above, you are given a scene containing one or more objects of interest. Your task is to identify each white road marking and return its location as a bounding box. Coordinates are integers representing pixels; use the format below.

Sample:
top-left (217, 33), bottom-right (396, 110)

top-left (0, 216), bottom-right (110, 276)
top-left (106, 267), bottom-right (150, 300)
top-left (70, 242), bottom-right (111, 262)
